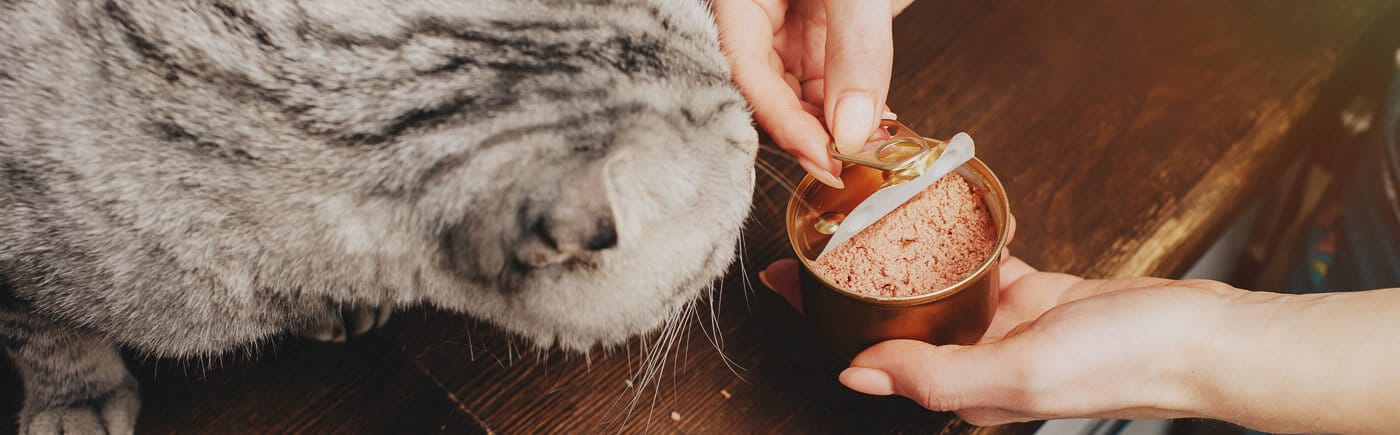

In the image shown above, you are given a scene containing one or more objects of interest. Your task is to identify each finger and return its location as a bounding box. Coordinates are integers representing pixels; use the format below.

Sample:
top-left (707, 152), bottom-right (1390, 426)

top-left (997, 256), bottom-right (1039, 290)
top-left (804, 81), bottom-right (902, 130)
top-left (804, 79), bottom-right (895, 140)
top-left (758, 259), bottom-right (803, 313)
top-left (1006, 213), bottom-right (1017, 247)
top-left (800, 100), bottom-right (823, 120)
top-left (980, 256), bottom-right (1068, 342)
top-left (999, 214), bottom-right (1017, 263)
top-left (801, 78), bottom-right (824, 108)
top-left (824, 0), bottom-right (895, 154)
top-left (842, 339), bottom-right (1016, 411)
top-left (994, 259), bottom-right (1083, 327)
top-left (712, 1), bottom-right (842, 187)
top-left (783, 71), bottom-right (802, 99)
top-left (893, 0), bottom-right (916, 16)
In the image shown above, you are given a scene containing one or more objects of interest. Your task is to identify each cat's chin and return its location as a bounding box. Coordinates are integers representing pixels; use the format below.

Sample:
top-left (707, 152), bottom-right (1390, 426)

top-left (469, 236), bottom-right (737, 355)
top-left (475, 289), bottom-right (695, 355)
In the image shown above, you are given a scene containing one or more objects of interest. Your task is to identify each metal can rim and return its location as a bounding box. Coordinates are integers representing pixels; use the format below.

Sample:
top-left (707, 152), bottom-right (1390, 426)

top-left (785, 155), bottom-right (1012, 307)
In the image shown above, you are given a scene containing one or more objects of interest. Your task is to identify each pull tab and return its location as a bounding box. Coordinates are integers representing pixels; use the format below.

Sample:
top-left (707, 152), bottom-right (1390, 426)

top-left (829, 119), bottom-right (948, 187)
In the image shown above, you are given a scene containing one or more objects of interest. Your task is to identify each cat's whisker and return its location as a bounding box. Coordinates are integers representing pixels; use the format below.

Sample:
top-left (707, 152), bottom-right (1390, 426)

top-left (486, 348), bottom-right (506, 369)
top-left (696, 279), bottom-right (746, 381)
top-left (625, 339), bottom-right (634, 378)
top-left (753, 160), bottom-right (798, 211)
top-left (637, 329), bottom-right (668, 430)
top-left (598, 340), bottom-right (642, 431)
top-left (755, 158), bottom-right (799, 195)
top-left (607, 292), bottom-right (692, 431)
top-left (641, 300), bottom-right (686, 433)
top-left (674, 301), bottom-right (695, 393)
top-left (467, 328), bottom-right (476, 362)
top-left (754, 157), bottom-right (825, 218)
top-left (737, 232), bottom-right (754, 311)
top-left (757, 143), bottom-right (798, 162)
top-left (708, 281), bottom-right (726, 352)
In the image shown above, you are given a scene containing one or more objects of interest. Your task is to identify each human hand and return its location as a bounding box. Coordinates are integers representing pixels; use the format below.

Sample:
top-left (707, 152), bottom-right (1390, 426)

top-left (758, 247), bottom-right (1243, 425)
top-left (712, 0), bottom-right (914, 188)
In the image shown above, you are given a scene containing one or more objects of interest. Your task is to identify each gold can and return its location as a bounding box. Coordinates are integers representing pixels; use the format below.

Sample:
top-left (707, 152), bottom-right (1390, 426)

top-left (784, 122), bottom-right (1011, 360)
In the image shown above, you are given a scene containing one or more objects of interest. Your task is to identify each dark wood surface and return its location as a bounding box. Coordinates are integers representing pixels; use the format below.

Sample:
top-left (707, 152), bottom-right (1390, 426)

top-left (5, 1), bottom-right (1400, 433)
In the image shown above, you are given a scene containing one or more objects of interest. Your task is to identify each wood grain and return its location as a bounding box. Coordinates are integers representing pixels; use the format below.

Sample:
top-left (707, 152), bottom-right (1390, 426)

top-left (889, 1), bottom-right (1397, 280)
top-left (3, 0), bottom-right (1398, 433)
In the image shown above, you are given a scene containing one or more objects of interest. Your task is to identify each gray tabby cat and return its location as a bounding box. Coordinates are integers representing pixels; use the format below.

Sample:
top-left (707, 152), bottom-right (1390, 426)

top-left (0, 0), bottom-right (758, 433)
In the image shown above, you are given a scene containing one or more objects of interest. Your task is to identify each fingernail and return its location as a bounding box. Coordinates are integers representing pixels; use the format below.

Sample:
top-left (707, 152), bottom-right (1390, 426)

top-left (832, 93), bottom-right (877, 154)
top-left (882, 110), bottom-right (898, 120)
top-left (757, 271), bottom-right (773, 290)
top-left (799, 157), bottom-right (844, 189)
top-left (839, 367), bottom-right (894, 396)
top-left (827, 157), bottom-right (844, 179)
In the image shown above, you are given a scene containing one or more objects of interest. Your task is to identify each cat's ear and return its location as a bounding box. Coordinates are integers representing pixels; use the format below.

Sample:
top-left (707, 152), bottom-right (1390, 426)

top-left (516, 159), bottom-right (617, 267)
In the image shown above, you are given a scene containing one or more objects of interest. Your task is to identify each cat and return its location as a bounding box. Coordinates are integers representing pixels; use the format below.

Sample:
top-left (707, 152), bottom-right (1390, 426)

top-left (0, 0), bottom-right (758, 433)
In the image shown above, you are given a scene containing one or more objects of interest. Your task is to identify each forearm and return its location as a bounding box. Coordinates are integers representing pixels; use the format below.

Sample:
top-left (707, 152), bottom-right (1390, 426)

top-left (1192, 288), bottom-right (1400, 434)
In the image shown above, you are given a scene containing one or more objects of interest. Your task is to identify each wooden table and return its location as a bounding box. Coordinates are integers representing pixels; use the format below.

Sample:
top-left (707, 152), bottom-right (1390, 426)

top-left (4, 1), bottom-right (1399, 433)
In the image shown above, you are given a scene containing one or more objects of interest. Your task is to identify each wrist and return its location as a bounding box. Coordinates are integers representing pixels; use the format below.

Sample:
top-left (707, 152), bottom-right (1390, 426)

top-left (1145, 286), bottom-right (1400, 434)
top-left (1178, 286), bottom-right (1295, 423)
top-left (1153, 282), bottom-right (1261, 418)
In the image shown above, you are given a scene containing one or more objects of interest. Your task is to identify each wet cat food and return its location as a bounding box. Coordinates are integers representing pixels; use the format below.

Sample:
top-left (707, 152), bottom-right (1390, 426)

top-left (812, 173), bottom-right (997, 298)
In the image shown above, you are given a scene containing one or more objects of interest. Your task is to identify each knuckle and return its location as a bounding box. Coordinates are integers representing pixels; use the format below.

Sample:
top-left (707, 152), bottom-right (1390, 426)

top-left (916, 386), bottom-right (963, 412)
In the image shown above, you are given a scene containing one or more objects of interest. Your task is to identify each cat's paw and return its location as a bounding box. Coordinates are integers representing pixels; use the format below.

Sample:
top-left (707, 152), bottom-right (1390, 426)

top-left (18, 380), bottom-right (139, 435)
top-left (302, 306), bottom-right (393, 343)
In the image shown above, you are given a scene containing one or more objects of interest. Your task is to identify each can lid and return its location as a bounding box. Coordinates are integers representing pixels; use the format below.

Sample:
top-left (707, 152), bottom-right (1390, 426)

top-left (817, 130), bottom-right (976, 258)
top-left (828, 119), bottom-right (948, 187)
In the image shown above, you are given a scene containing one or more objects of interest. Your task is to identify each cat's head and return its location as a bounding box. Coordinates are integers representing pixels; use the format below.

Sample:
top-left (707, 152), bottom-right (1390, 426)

top-left (76, 0), bottom-right (757, 351)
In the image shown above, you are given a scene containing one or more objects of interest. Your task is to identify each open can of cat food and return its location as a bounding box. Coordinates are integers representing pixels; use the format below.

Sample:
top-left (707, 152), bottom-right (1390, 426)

top-left (785, 122), bottom-right (1010, 360)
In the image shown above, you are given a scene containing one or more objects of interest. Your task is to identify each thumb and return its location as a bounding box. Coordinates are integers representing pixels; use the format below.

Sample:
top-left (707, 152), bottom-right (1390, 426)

top-left (824, 0), bottom-right (894, 155)
top-left (840, 339), bottom-right (1016, 412)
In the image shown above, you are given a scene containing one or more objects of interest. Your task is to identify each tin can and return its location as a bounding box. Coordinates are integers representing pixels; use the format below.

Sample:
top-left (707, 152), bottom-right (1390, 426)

top-left (785, 143), bottom-right (1010, 360)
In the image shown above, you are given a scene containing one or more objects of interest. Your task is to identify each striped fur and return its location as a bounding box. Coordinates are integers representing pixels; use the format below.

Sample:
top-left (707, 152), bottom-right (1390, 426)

top-left (0, 1), bottom-right (757, 433)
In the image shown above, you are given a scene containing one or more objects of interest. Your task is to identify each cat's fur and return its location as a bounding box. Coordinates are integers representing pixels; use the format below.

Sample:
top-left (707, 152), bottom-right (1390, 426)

top-left (0, 1), bottom-right (758, 433)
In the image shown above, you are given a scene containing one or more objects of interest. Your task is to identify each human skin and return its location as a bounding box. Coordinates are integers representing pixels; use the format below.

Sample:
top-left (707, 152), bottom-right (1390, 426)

top-left (711, 0), bottom-right (914, 189)
top-left (759, 252), bottom-right (1400, 434)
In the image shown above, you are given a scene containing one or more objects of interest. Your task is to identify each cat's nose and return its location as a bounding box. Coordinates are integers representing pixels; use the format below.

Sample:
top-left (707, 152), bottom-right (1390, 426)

top-left (516, 211), bottom-right (617, 268)
top-left (515, 163), bottom-right (618, 267)
top-left (539, 213), bottom-right (617, 251)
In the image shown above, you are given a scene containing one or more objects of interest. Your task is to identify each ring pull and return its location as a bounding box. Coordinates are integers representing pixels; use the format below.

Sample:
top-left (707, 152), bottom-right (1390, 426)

top-left (828, 119), bottom-right (948, 187)
top-left (828, 119), bottom-right (930, 171)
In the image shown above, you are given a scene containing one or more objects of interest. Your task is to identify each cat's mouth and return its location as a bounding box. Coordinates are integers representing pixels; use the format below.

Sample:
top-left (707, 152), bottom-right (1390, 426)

top-left (505, 253), bottom-right (604, 285)
top-left (488, 237), bottom-right (733, 352)
top-left (512, 235), bottom-right (611, 269)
